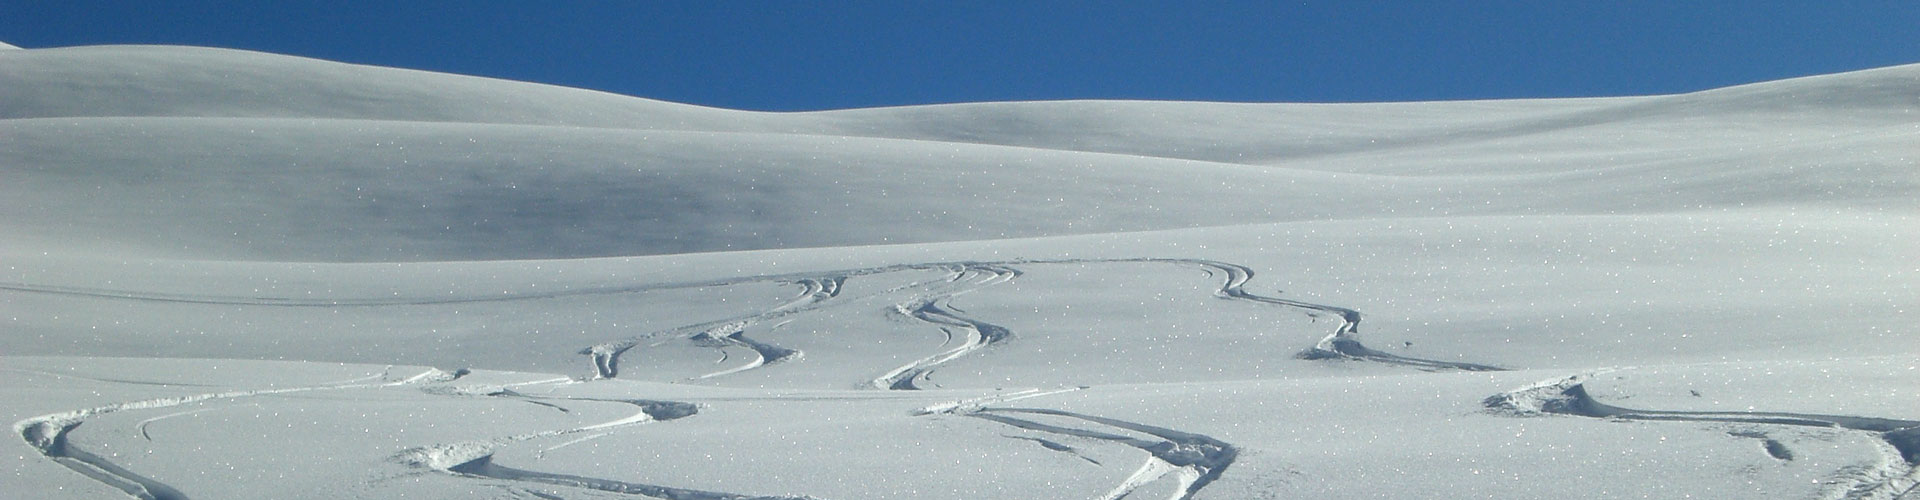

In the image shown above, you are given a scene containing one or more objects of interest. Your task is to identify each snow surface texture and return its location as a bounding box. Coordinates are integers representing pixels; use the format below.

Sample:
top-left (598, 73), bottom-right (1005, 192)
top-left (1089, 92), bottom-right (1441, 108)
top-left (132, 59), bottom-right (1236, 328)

top-left (1, 44), bottom-right (1916, 499)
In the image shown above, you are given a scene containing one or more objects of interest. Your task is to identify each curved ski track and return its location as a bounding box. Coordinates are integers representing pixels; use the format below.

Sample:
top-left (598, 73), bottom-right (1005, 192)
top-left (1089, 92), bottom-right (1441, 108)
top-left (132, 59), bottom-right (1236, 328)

top-left (868, 265), bottom-right (1020, 390)
top-left (13, 367), bottom-right (467, 500)
top-left (579, 258), bottom-right (1504, 385)
top-left (689, 326), bottom-right (804, 381)
top-left (927, 402), bottom-right (1237, 500)
top-left (12, 258), bottom-right (1510, 499)
top-left (1487, 374), bottom-right (1920, 500)
top-left (389, 380), bottom-right (825, 496)
top-left (395, 389), bottom-right (819, 500)
top-left (13, 368), bottom-right (806, 500)
top-left (871, 297), bottom-right (1014, 390)
top-left (1, 258), bottom-right (1503, 381)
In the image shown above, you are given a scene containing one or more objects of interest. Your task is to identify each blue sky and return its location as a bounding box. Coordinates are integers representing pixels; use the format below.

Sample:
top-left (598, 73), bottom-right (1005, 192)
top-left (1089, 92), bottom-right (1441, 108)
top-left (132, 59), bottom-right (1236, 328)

top-left (4, 2), bottom-right (1917, 111)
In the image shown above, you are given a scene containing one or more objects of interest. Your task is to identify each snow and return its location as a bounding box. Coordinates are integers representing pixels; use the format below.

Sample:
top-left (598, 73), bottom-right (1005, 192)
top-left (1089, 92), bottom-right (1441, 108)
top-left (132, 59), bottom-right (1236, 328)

top-left (2, 44), bottom-right (1916, 499)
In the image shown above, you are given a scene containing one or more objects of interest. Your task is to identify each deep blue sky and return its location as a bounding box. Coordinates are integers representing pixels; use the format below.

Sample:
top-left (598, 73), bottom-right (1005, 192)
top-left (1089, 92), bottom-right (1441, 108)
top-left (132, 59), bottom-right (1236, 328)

top-left (4, 2), bottom-right (1917, 111)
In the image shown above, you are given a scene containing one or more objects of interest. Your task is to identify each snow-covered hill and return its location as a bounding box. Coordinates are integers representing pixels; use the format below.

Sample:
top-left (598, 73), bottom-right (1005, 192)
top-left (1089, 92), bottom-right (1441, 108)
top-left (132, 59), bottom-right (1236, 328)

top-left (2, 45), bottom-right (1915, 499)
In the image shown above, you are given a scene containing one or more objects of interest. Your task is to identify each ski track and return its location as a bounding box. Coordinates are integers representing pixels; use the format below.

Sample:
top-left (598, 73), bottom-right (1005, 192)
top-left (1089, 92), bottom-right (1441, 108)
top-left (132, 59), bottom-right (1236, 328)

top-left (875, 298), bottom-right (1014, 390)
top-left (13, 367), bottom-right (467, 500)
top-left (447, 457), bottom-right (818, 500)
top-left (1004, 435), bottom-right (1103, 465)
top-left (536, 431), bottom-right (611, 457)
top-left (583, 258), bottom-right (1502, 385)
top-left (941, 405), bottom-right (1237, 500)
top-left (399, 388), bottom-right (819, 500)
top-left (133, 406), bottom-right (238, 442)
top-left (591, 258), bottom-right (1502, 383)
top-left (585, 277), bottom-right (854, 380)
top-left (875, 265), bottom-right (1020, 390)
top-left (4, 258), bottom-right (1502, 380)
top-left (690, 327), bottom-right (803, 381)
top-left (1166, 260), bottom-right (1503, 372)
top-left (916, 387), bottom-right (1235, 499)
top-left (1487, 374), bottom-right (1920, 500)
top-left (14, 258), bottom-right (1507, 499)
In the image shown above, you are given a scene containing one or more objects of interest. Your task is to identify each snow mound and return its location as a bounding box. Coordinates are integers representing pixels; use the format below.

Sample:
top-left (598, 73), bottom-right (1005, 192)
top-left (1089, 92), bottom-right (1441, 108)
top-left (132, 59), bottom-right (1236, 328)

top-left (392, 441), bottom-right (496, 470)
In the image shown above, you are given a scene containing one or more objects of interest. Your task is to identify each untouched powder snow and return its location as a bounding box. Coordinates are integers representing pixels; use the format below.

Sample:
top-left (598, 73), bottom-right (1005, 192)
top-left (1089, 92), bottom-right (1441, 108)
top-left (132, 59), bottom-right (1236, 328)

top-left (2, 44), bottom-right (1916, 499)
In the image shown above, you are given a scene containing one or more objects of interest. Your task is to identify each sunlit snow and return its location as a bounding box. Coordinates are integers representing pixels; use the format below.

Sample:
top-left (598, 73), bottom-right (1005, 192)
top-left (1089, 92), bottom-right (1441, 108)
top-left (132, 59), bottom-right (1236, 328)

top-left (2, 44), bottom-right (1916, 499)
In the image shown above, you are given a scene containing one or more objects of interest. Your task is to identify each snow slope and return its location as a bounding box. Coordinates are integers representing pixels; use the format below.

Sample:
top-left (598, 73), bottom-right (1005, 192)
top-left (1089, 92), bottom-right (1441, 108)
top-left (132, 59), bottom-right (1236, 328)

top-left (2, 45), bottom-right (1916, 499)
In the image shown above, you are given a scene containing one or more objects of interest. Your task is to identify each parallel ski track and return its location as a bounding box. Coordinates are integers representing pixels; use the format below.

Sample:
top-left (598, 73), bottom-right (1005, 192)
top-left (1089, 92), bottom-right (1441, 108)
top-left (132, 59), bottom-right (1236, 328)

top-left (869, 265), bottom-right (1020, 390)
